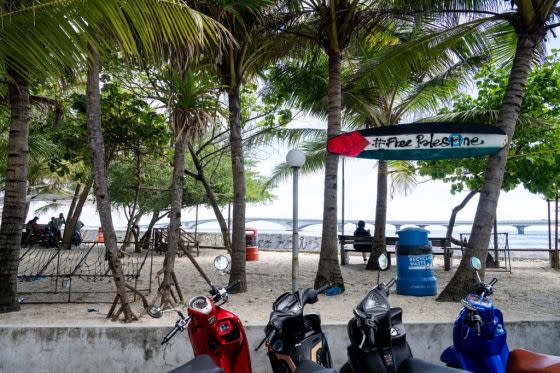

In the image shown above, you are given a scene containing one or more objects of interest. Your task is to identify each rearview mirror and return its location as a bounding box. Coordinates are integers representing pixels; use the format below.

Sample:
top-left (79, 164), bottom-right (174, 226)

top-left (378, 254), bottom-right (389, 271)
top-left (470, 256), bottom-right (482, 271)
top-left (214, 255), bottom-right (230, 271)
top-left (147, 305), bottom-right (163, 318)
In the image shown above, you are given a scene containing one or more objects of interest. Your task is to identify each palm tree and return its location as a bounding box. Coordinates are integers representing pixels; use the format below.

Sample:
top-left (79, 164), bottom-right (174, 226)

top-left (277, 0), bottom-right (422, 290)
top-left (157, 60), bottom-right (220, 308)
top-left (263, 30), bottom-right (484, 271)
top-left (0, 0), bottom-right (226, 314)
top-left (193, 0), bottom-right (294, 292)
top-left (403, 0), bottom-right (560, 301)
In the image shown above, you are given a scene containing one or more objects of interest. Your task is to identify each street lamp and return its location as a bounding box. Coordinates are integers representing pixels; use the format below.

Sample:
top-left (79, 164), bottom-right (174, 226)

top-left (286, 149), bottom-right (305, 292)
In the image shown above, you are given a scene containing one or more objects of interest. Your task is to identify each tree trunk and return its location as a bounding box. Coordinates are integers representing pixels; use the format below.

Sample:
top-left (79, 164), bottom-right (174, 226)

top-left (65, 183), bottom-right (81, 230)
top-left (86, 49), bottom-right (135, 321)
top-left (160, 125), bottom-right (188, 307)
top-left (139, 210), bottom-right (165, 252)
top-left (187, 145), bottom-right (232, 253)
top-left (366, 160), bottom-right (388, 270)
top-left (0, 70), bottom-right (30, 313)
top-left (446, 190), bottom-right (478, 246)
top-left (123, 149), bottom-right (142, 251)
top-left (438, 33), bottom-right (540, 302)
top-left (62, 179), bottom-right (92, 250)
top-left (228, 84), bottom-right (247, 292)
top-left (315, 51), bottom-right (345, 291)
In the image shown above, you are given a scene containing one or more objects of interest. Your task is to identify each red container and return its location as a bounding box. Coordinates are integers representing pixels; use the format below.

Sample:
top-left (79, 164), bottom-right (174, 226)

top-left (245, 228), bottom-right (258, 261)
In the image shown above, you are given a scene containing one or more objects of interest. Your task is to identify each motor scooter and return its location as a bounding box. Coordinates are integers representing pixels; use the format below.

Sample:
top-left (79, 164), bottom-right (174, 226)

top-left (340, 254), bottom-right (466, 373)
top-left (149, 255), bottom-right (251, 373)
top-left (440, 256), bottom-right (560, 373)
top-left (256, 283), bottom-right (335, 372)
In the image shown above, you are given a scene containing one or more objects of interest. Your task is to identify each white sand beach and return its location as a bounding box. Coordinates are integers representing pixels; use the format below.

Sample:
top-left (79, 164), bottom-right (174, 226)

top-left (2, 249), bottom-right (559, 327)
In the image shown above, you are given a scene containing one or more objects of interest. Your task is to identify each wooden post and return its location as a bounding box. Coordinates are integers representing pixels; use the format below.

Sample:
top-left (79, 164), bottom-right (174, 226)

top-left (341, 158), bottom-right (347, 265)
top-left (552, 194), bottom-right (560, 269)
top-left (194, 204), bottom-right (199, 242)
top-left (493, 215), bottom-right (499, 268)
top-left (548, 199), bottom-right (552, 254)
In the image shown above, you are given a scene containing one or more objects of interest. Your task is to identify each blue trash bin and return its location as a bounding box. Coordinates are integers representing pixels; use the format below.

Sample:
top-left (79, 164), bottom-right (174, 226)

top-left (395, 227), bottom-right (437, 296)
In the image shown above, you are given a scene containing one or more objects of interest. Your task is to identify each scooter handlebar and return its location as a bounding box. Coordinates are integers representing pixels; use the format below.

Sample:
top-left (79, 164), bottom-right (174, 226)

top-left (316, 284), bottom-right (331, 294)
top-left (255, 328), bottom-right (276, 351)
top-left (161, 314), bottom-right (190, 345)
top-left (226, 280), bottom-right (241, 292)
top-left (161, 326), bottom-right (180, 345)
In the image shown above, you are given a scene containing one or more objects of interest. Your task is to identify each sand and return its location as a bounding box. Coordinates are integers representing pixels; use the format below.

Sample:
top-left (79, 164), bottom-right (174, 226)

top-left (1, 249), bottom-right (559, 327)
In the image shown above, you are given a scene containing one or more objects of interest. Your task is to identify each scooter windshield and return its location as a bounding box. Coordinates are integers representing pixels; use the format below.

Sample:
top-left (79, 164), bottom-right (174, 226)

top-left (362, 289), bottom-right (389, 314)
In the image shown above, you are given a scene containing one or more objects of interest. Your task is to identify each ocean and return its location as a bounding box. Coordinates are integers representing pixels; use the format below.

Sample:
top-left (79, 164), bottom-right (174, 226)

top-left (180, 223), bottom-right (559, 259)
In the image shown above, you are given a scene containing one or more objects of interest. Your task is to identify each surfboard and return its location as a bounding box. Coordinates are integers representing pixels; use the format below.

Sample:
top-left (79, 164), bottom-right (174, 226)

top-left (327, 122), bottom-right (508, 160)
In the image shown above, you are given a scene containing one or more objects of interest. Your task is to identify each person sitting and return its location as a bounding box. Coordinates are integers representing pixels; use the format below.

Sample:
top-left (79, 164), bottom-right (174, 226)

top-left (353, 220), bottom-right (372, 263)
top-left (47, 217), bottom-right (57, 235)
top-left (53, 213), bottom-right (65, 242)
top-left (26, 217), bottom-right (43, 236)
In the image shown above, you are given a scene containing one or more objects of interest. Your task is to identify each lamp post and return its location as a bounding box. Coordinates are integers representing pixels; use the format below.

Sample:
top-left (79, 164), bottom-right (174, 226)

top-left (286, 149), bottom-right (305, 292)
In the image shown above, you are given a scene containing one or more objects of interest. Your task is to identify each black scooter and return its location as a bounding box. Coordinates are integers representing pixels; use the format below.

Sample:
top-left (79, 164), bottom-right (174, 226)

top-left (256, 285), bottom-right (336, 373)
top-left (340, 254), bottom-right (467, 373)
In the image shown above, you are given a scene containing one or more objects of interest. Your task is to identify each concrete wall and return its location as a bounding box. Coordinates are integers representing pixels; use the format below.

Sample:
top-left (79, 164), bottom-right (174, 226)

top-left (1, 321), bottom-right (559, 372)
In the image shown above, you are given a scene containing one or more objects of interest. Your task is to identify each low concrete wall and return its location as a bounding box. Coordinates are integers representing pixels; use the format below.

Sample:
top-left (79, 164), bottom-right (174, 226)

top-left (1, 321), bottom-right (559, 372)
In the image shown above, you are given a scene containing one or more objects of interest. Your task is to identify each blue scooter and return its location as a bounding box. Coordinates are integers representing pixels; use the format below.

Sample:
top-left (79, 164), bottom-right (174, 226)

top-left (440, 256), bottom-right (508, 372)
top-left (441, 256), bottom-right (560, 373)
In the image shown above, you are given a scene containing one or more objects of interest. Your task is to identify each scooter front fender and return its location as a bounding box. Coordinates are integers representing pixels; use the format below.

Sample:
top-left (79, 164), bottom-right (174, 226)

top-left (440, 346), bottom-right (461, 369)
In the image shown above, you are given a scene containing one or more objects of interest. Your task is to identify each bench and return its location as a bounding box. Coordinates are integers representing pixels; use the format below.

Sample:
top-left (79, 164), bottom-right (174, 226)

top-left (338, 235), bottom-right (453, 271)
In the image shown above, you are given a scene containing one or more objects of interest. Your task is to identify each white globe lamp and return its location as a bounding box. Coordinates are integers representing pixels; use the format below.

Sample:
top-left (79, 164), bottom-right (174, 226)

top-left (286, 149), bottom-right (306, 168)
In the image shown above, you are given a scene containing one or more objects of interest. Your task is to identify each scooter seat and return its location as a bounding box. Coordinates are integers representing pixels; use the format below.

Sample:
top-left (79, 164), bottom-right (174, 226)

top-left (507, 349), bottom-right (560, 373)
top-left (294, 360), bottom-right (338, 373)
top-left (168, 355), bottom-right (223, 373)
top-left (398, 357), bottom-right (468, 373)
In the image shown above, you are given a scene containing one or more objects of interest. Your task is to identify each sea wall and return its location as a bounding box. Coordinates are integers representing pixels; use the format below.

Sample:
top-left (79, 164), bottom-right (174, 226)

top-left (195, 232), bottom-right (323, 251)
top-left (1, 320), bottom-right (559, 372)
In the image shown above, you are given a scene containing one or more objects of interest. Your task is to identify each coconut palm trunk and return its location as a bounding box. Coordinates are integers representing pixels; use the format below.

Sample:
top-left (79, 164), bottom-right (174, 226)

top-left (315, 51), bottom-right (344, 290)
top-left (86, 49), bottom-right (135, 321)
top-left (0, 70), bottom-right (30, 313)
top-left (366, 160), bottom-right (388, 270)
top-left (228, 84), bottom-right (247, 292)
top-left (438, 33), bottom-right (541, 301)
top-left (160, 124), bottom-right (188, 307)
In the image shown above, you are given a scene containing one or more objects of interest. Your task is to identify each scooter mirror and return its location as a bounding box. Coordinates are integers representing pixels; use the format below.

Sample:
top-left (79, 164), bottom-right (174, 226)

top-left (147, 305), bottom-right (163, 318)
top-left (470, 256), bottom-right (482, 270)
top-left (378, 254), bottom-right (389, 271)
top-left (214, 255), bottom-right (230, 271)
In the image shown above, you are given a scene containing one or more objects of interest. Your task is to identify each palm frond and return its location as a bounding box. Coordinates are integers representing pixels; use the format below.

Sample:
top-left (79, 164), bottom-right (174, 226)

top-left (0, 0), bottom-right (229, 80)
top-left (420, 110), bottom-right (555, 128)
top-left (388, 160), bottom-right (417, 199)
top-left (264, 136), bottom-right (327, 189)
top-left (251, 127), bottom-right (326, 148)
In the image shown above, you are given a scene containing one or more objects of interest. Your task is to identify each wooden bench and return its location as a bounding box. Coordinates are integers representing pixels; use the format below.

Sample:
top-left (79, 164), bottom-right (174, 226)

top-left (153, 228), bottom-right (200, 256)
top-left (338, 235), bottom-right (453, 271)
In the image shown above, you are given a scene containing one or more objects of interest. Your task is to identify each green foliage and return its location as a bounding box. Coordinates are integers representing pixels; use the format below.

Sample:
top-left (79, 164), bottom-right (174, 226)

top-left (188, 139), bottom-right (274, 205)
top-left (419, 52), bottom-right (560, 198)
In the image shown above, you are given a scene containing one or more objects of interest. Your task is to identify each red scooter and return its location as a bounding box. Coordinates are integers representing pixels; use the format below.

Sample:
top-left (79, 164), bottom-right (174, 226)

top-left (149, 255), bottom-right (251, 373)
